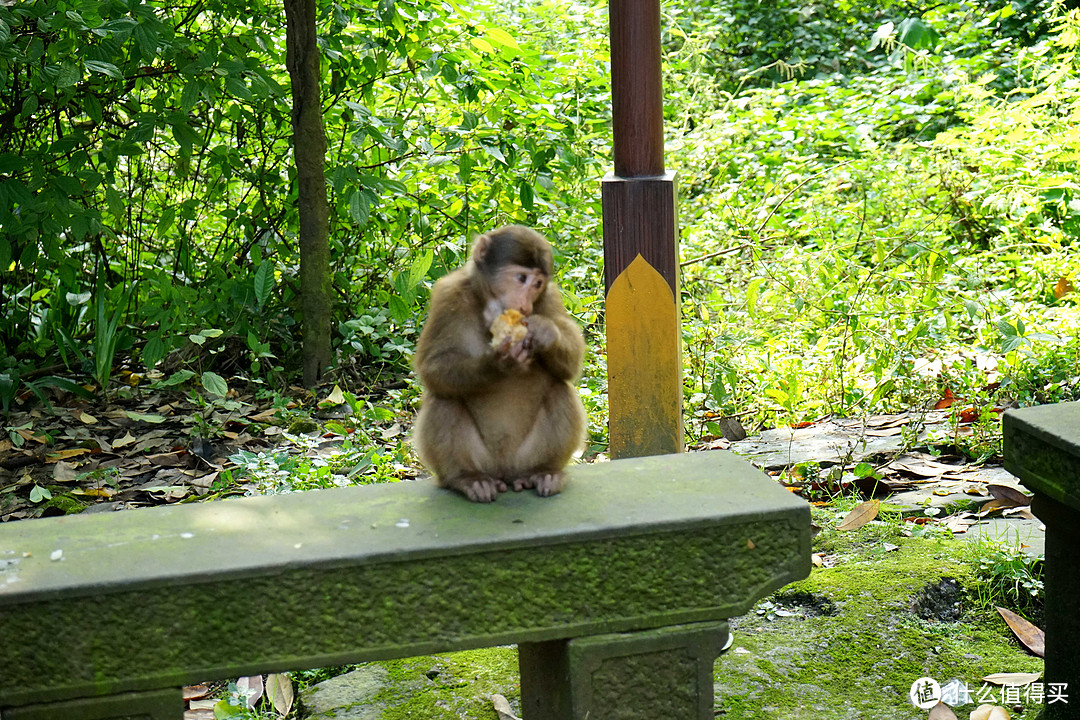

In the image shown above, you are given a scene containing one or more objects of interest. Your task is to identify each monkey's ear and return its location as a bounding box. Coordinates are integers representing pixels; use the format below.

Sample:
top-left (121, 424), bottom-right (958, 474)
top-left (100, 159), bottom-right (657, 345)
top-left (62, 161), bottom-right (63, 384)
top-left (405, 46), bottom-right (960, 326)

top-left (470, 234), bottom-right (493, 266)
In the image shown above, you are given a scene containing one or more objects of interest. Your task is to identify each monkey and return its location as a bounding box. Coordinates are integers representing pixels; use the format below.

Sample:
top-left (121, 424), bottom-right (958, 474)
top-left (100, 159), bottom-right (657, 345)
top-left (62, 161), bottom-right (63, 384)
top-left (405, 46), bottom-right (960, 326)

top-left (412, 225), bottom-right (587, 502)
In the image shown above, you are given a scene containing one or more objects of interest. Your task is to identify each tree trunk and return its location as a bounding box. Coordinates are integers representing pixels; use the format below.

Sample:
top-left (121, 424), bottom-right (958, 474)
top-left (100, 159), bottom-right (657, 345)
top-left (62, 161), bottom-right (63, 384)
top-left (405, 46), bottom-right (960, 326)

top-left (284, 0), bottom-right (332, 387)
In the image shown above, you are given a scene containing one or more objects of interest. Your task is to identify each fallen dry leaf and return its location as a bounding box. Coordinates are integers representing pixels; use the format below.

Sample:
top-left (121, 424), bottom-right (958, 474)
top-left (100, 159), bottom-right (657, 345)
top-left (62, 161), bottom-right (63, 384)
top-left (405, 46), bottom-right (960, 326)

top-left (321, 384), bottom-right (347, 408)
top-left (934, 388), bottom-right (960, 410)
top-left (977, 498), bottom-right (1023, 517)
top-left (73, 487), bottom-right (116, 498)
top-left (995, 607), bottom-right (1045, 657)
top-left (944, 513), bottom-right (977, 534)
top-left (52, 461), bottom-right (78, 482)
top-left (987, 484), bottom-right (1030, 506)
top-left (1002, 507), bottom-right (1038, 521)
top-left (45, 447), bottom-right (91, 462)
top-left (970, 704), bottom-right (1011, 720)
top-left (1054, 276), bottom-right (1073, 299)
top-left (836, 499), bottom-right (880, 531)
top-left (236, 676), bottom-right (263, 709)
top-left (929, 700), bottom-right (958, 719)
top-left (982, 672), bottom-right (1042, 686)
top-left (266, 673), bottom-right (294, 716)
top-left (491, 694), bottom-right (522, 720)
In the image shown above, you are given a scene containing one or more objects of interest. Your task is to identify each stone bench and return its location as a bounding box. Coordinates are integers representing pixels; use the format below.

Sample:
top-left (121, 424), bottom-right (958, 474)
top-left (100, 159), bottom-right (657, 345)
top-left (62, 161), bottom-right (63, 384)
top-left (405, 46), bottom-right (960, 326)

top-left (1003, 402), bottom-right (1080, 720)
top-left (0, 450), bottom-right (811, 720)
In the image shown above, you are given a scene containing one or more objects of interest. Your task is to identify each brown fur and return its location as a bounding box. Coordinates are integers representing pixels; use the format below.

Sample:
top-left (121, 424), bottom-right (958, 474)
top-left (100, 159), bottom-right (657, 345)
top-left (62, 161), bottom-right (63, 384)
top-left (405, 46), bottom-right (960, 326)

top-left (412, 226), bottom-right (587, 502)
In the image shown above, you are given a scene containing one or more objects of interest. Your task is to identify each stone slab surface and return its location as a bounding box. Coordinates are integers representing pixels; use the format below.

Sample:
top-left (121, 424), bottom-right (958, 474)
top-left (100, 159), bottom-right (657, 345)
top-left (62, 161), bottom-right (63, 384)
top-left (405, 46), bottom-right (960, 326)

top-left (1003, 402), bottom-right (1080, 510)
top-left (0, 450), bottom-right (810, 708)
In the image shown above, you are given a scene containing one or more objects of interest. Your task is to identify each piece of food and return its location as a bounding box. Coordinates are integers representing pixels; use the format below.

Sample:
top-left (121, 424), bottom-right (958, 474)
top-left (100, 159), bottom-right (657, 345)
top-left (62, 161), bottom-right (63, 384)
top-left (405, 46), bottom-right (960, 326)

top-left (489, 308), bottom-right (528, 348)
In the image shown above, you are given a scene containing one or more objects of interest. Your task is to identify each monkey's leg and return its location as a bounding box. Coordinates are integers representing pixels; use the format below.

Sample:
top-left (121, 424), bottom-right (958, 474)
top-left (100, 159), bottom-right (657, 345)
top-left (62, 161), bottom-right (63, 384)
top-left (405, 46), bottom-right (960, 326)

top-left (509, 383), bottom-right (585, 496)
top-left (414, 396), bottom-right (506, 502)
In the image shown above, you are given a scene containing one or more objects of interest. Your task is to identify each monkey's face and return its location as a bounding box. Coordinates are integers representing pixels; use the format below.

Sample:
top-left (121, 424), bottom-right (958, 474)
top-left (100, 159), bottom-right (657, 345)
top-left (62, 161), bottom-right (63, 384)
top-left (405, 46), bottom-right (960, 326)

top-left (492, 264), bottom-right (547, 316)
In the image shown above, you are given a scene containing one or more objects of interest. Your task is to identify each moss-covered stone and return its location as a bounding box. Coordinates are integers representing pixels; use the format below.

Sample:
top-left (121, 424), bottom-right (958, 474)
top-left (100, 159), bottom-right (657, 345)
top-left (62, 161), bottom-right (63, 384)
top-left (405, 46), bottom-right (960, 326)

top-left (299, 528), bottom-right (1044, 719)
top-left (0, 451), bottom-right (810, 712)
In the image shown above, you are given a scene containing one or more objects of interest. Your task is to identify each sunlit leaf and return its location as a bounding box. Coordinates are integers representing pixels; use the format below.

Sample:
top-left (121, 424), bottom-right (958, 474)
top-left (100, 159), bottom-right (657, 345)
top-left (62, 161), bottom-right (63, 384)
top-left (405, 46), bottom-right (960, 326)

top-left (995, 608), bottom-right (1045, 657)
top-left (836, 499), bottom-right (880, 531)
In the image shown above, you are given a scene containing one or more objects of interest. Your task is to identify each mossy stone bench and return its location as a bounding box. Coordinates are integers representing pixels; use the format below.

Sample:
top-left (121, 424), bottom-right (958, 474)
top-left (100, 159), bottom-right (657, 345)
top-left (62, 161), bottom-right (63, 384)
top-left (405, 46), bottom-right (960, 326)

top-left (1004, 402), bottom-right (1080, 720)
top-left (0, 450), bottom-right (810, 720)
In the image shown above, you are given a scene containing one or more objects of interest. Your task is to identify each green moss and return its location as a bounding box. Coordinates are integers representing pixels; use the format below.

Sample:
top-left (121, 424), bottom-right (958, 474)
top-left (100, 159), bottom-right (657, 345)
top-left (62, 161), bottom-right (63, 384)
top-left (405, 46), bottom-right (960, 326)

top-left (42, 491), bottom-right (87, 515)
top-left (287, 417), bottom-right (320, 434)
top-left (373, 647), bottom-right (519, 720)
top-left (714, 530), bottom-right (1044, 719)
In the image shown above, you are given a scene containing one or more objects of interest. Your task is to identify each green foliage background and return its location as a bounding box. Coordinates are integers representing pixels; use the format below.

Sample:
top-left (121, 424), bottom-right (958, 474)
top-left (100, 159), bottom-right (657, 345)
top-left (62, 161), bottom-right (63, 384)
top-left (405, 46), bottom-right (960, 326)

top-left (1, 0), bottom-right (1078, 450)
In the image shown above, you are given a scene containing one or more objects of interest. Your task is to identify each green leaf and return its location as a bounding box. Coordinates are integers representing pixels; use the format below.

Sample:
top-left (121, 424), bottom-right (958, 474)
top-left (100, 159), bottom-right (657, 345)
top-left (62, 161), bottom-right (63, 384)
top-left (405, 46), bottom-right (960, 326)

top-left (57, 64), bottom-right (81, 88)
top-left (153, 370), bottom-right (195, 388)
top-left (84, 93), bottom-right (103, 124)
top-left (388, 295), bottom-right (410, 324)
top-left (30, 485), bottom-right (52, 503)
top-left (21, 94), bottom-right (39, 118)
top-left (407, 252), bottom-right (433, 289)
top-left (897, 18), bottom-right (940, 51)
top-left (458, 153), bottom-right (474, 183)
top-left (470, 37), bottom-right (494, 54)
top-left (84, 60), bottom-right (123, 79)
top-left (746, 277), bottom-right (765, 316)
top-left (201, 371), bottom-right (228, 398)
top-left (853, 462), bottom-right (876, 479)
top-left (868, 21), bottom-right (894, 52)
top-left (213, 699), bottom-right (246, 719)
top-left (0, 153), bottom-right (22, 174)
top-left (485, 27), bottom-right (521, 52)
top-left (180, 82), bottom-right (202, 113)
top-left (155, 206), bottom-right (175, 236)
top-left (105, 185), bottom-right (125, 221)
top-left (132, 23), bottom-right (159, 58)
top-left (254, 262), bottom-right (274, 307)
top-left (348, 190), bottom-right (371, 226)
top-left (142, 334), bottom-right (166, 368)
top-left (225, 76), bottom-right (252, 101)
top-left (482, 143), bottom-right (506, 164)
top-left (519, 179), bottom-right (534, 211)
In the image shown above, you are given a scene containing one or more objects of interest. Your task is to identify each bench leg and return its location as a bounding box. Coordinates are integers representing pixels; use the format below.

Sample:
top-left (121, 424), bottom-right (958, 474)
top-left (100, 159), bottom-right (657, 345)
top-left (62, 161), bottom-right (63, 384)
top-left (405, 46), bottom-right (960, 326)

top-left (519, 621), bottom-right (728, 720)
top-left (1, 688), bottom-right (183, 720)
top-left (1031, 493), bottom-right (1080, 720)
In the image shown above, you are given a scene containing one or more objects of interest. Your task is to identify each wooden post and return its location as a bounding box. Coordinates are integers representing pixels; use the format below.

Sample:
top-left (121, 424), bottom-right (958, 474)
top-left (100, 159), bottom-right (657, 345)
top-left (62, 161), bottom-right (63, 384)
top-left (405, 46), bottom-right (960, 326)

top-left (604, 0), bottom-right (683, 459)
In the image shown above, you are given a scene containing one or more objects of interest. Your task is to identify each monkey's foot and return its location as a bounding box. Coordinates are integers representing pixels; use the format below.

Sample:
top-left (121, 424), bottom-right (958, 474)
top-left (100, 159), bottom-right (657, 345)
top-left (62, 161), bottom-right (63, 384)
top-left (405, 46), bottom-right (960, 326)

top-left (458, 475), bottom-right (506, 503)
top-left (512, 472), bottom-right (564, 497)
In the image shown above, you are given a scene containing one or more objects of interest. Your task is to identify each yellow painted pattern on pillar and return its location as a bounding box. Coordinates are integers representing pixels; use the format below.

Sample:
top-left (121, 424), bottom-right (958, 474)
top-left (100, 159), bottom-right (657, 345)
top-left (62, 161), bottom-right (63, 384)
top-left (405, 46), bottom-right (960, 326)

top-left (606, 254), bottom-right (684, 459)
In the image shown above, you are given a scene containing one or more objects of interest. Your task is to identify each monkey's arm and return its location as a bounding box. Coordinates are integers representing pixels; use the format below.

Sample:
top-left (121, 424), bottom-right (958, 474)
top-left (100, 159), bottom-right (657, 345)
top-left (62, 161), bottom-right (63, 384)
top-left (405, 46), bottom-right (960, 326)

top-left (527, 288), bottom-right (585, 382)
top-left (532, 316), bottom-right (584, 381)
top-left (414, 275), bottom-right (511, 397)
top-left (416, 345), bottom-right (509, 397)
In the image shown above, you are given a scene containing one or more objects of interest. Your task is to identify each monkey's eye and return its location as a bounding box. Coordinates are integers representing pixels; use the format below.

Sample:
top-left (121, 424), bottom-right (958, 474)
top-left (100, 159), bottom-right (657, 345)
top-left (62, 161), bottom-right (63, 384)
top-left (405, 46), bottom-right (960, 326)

top-left (533, 279), bottom-right (543, 290)
top-left (516, 273), bottom-right (528, 284)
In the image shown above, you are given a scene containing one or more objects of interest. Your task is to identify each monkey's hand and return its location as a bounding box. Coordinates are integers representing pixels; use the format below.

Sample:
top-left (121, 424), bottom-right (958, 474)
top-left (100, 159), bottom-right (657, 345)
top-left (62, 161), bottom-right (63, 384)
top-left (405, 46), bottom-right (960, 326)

top-left (494, 334), bottom-right (533, 367)
top-left (523, 314), bottom-right (559, 352)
